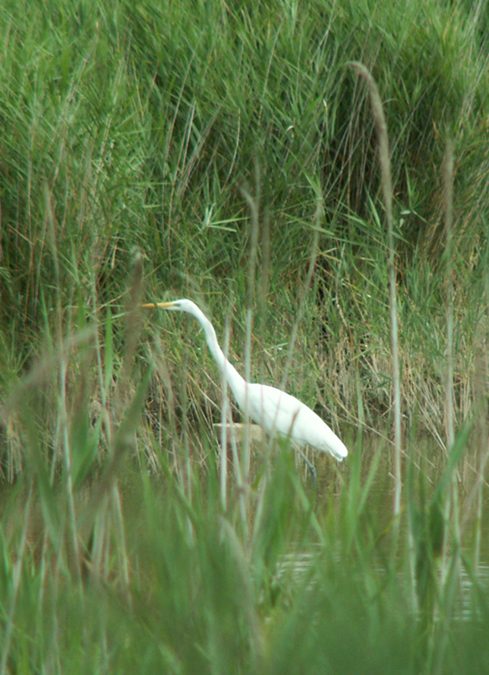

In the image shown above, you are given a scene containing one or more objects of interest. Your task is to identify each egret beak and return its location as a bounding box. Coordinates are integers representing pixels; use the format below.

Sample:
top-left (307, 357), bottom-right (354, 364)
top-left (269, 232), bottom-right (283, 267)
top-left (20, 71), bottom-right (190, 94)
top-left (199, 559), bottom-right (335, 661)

top-left (141, 301), bottom-right (175, 309)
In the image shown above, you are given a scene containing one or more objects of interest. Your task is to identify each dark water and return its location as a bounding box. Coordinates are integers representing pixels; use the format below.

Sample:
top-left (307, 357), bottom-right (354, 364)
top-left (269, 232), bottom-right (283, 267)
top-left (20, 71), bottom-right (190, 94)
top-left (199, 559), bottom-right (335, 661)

top-left (285, 437), bottom-right (489, 619)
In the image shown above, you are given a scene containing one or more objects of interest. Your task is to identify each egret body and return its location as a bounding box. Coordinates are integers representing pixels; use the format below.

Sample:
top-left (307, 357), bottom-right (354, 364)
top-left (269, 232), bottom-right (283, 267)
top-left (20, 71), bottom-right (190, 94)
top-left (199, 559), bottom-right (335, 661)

top-left (142, 299), bottom-right (348, 462)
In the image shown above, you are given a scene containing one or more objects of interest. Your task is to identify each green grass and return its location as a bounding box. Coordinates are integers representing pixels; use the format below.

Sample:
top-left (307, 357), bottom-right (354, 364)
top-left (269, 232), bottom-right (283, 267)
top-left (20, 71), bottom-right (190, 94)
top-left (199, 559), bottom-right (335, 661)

top-left (1, 0), bottom-right (488, 672)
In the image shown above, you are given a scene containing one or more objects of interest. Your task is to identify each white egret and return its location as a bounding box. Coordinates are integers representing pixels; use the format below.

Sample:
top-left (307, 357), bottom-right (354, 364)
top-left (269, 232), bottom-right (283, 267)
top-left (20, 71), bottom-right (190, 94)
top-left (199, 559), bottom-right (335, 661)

top-left (142, 299), bottom-right (348, 462)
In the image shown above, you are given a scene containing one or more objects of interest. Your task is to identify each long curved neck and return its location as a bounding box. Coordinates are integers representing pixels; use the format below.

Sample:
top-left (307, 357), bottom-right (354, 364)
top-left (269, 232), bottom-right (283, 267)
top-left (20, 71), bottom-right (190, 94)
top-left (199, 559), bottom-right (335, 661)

top-left (189, 306), bottom-right (247, 407)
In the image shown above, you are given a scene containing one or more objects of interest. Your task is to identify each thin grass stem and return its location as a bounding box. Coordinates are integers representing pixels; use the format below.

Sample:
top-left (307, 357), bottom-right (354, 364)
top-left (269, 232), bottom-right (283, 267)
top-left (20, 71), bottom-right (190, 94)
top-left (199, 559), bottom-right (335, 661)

top-left (350, 62), bottom-right (402, 517)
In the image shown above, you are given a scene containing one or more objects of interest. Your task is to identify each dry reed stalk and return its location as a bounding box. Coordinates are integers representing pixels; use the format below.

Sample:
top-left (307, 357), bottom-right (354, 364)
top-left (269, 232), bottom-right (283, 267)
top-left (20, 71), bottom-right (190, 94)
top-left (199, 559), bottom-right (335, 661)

top-left (350, 63), bottom-right (402, 517)
top-left (443, 141), bottom-right (455, 452)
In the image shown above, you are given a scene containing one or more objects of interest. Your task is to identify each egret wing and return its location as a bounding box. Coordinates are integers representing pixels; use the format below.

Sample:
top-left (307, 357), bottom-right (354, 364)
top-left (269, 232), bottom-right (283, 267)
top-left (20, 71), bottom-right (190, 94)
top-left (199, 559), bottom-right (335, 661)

top-left (244, 383), bottom-right (347, 460)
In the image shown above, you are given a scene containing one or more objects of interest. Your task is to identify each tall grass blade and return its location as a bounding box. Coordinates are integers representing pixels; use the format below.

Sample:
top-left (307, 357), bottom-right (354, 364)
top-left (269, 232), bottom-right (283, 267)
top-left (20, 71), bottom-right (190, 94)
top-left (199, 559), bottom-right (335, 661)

top-left (350, 62), bottom-right (402, 517)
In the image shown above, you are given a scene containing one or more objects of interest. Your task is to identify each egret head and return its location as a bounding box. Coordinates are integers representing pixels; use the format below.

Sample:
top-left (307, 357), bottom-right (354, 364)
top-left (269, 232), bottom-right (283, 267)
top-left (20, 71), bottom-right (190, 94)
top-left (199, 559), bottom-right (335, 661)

top-left (141, 299), bottom-right (199, 315)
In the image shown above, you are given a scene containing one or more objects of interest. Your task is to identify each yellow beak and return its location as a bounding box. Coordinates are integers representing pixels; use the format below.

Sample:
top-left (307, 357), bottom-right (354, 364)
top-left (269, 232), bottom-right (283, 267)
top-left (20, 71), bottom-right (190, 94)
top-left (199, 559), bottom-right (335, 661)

top-left (141, 301), bottom-right (175, 309)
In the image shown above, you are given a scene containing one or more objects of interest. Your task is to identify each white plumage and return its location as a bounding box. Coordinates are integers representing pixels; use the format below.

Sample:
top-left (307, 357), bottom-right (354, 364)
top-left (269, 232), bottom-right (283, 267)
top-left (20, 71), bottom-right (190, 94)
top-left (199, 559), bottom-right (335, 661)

top-left (142, 299), bottom-right (348, 462)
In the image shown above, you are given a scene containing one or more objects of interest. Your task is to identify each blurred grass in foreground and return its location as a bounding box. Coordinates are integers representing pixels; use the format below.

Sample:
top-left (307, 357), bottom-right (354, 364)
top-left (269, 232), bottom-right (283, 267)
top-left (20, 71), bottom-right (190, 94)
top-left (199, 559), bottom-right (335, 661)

top-left (0, 306), bottom-right (488, 673)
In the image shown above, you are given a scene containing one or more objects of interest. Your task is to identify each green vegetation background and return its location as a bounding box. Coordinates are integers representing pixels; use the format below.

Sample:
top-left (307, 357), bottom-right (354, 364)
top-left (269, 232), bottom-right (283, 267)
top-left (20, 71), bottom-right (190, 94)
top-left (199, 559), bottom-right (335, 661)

top-left (0, 0), bottom-right (488, 673)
